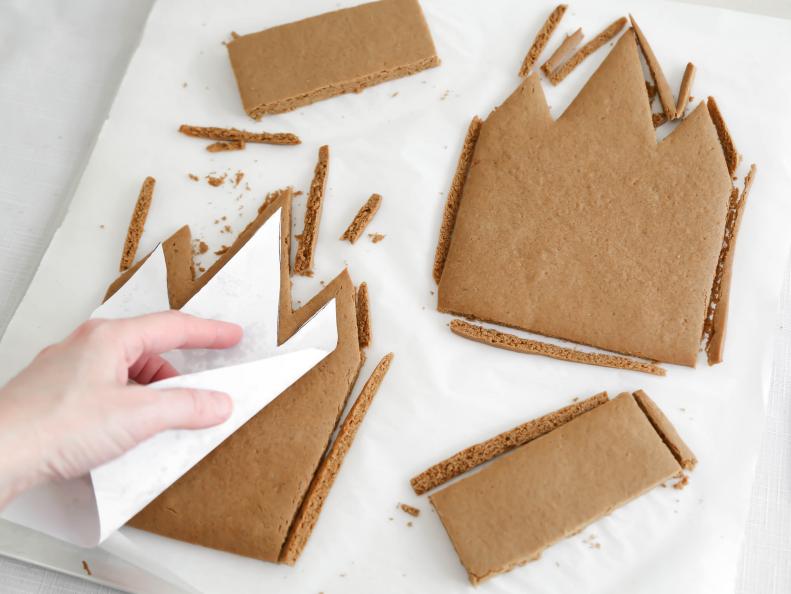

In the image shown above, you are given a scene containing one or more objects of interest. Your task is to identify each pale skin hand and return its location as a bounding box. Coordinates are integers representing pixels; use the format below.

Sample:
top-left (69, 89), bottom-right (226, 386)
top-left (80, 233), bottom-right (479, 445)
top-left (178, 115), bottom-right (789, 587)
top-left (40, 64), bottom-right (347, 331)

top-left (0, 311), bottom-right (243, 509)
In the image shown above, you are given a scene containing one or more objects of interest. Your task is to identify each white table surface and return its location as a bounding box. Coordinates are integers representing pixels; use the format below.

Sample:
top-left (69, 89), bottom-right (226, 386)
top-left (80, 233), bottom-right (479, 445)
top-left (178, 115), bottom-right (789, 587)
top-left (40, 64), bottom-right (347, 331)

top-left (0, 0), bottom-right (790, 592)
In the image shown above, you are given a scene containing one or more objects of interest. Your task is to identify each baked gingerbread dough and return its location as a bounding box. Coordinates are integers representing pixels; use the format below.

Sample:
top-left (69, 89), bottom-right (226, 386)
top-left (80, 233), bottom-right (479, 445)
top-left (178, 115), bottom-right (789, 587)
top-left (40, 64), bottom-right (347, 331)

top-left (226, 0), bottom-right (440, 119)
top-left (107, 190), bottom-right (364, 563)
top-left (437, 30), bottom-right (735, 366)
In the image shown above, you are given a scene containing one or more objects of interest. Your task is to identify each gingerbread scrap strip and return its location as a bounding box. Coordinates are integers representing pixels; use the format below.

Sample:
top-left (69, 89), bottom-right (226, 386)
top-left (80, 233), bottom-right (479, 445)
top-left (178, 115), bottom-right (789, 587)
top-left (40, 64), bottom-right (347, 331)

top-left (119, 176), bottom-right (156, 271)
top-left (706, 96), bottom-right (740, 176)
top-left (280, 353), bottom-right (394, 564)
top-left (540, 28), bottom-right (583, 77)
top-left (548, 17), bottom-right (626, 85)
top-left (675, 62), bottom-right (696, 118)
top-left (706, 165), bottom-right (756, 364)
top-left (356, 282), bottom-right (372, 349)
top-left (432, 116), bottom-right (482, 284)
top-left (429, 392), bottom-right (690, 584)
top-left (340, 193), bottom-right (382, 244)
top-left (206, 140), bottom-right (246, 152)
top-left (450, 319), bottom-right (666, 376)
top-left (179, 124), bottom-right (301, 145)
top-left (630, 15), bottom-right (676, 121)
top-left (633, 389), bottom-right (697, 469)
top-left (294, 145), bottom-right (330, 276)
top-left (411, 392), bottom-right (608, 495)
top-left (518, 4), bottom-right (567, 77)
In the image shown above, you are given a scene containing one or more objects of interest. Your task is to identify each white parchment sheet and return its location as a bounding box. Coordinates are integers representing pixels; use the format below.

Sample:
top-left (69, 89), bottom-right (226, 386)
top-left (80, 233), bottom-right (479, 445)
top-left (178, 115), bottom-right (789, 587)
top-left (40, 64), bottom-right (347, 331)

top-left (2, 210), bottom-right (338, 548)
top-left (0, 0), bottom-right (790, 592)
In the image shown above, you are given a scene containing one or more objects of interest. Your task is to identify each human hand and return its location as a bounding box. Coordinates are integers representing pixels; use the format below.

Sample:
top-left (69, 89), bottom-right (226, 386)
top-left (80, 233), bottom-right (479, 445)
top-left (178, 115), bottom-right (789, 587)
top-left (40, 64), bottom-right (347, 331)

top-left (0, 311), bottom-right (242, 508)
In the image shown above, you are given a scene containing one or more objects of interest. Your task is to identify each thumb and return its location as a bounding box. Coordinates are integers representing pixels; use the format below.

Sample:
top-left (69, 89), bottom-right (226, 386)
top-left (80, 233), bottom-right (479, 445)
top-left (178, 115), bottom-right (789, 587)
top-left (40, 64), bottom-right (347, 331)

top-left (126, 387), bottom-right (233, 442)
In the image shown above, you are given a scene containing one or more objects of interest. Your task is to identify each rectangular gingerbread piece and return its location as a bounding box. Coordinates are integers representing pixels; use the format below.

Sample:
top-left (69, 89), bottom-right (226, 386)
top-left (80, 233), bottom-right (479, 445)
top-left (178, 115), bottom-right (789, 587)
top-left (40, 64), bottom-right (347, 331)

top-left (429, 392), bottom-right (688, 584)
top-left (227, 0), bottom-right (439, 119)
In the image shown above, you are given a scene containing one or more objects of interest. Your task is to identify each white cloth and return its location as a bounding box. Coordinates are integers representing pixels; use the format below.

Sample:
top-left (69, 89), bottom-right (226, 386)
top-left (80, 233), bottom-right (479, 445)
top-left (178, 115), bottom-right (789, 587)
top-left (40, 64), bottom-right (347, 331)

top-left (0, 1), bottom-right (790, 593)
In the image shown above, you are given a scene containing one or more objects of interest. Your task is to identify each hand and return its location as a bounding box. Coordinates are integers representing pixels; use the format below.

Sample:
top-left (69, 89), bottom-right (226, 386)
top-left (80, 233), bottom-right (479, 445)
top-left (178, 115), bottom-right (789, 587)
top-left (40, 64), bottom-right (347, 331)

top-left (0, 311), bottom-right (242, 508)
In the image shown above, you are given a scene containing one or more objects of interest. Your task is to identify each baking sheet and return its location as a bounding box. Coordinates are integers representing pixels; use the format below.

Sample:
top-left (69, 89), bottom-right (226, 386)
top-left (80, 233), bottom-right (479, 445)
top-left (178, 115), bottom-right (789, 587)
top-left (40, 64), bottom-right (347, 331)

top-left (0, 0), bottom-right (790, 592)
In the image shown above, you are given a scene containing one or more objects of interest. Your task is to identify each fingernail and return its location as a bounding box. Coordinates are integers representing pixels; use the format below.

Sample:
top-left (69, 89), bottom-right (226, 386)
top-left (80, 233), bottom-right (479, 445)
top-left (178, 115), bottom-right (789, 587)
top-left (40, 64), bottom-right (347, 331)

top-left (212, 392), bottom-right (233, 419)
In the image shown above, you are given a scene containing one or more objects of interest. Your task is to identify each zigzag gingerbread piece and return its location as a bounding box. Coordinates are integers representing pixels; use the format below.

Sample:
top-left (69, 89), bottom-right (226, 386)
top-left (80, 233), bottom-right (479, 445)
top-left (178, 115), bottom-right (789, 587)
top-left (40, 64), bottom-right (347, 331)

top-left (109, 190), bottom-right (364, 563)
top-left (436, 30), bottom-right (739, 366)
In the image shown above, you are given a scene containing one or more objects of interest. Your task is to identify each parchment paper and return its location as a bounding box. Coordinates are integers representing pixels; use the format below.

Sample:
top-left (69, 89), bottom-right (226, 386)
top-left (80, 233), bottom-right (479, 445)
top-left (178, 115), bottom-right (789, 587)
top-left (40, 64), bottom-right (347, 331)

top-left (0, 0), bottom-right (790, 592)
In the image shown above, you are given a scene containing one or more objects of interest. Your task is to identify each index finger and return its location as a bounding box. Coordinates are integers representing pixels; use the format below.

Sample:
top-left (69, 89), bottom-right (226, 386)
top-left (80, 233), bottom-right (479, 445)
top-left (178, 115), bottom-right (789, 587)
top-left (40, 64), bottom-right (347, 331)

top-left (92, 311), bottom-right (243, 367)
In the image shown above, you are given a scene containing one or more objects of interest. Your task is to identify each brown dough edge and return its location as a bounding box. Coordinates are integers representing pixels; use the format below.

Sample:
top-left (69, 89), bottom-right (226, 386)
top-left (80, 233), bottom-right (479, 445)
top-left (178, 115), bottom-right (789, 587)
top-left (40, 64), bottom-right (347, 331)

top-left (340, 193), bottom-right (382, 244)
top-left (179, 124), bottom-right (300, 145)
top-left (706, 96), bottom-right (741, 176)
top-left (450, 319), bottom-right (666, 376)
top-left (632, 390), bottom-right (697, 469)
top-left (356, 282), bottom-right (371, 349)
top-left (119, 176), bottom-right (156, 272)
top-left (410, 392), bottom-right (608, 495)
top-left (294, 145), bottom-right (329, 276)
top-left (107, 189), bottom-right (366, 562)
top-left (246, 56), bottom-right (440, 119)
top-left (629, 16), bottom-right (676, 120)
top-left (518, 4), bottom-right (567, 77)
top-left (675, 63), bottom-right (696, 118)
top-left (279, 352), bottom-right (395, 564)
top-left (705, 165), bottom-right (756, 364)
top-left (432, 116), bottom-right (483, 284)
top-left (540, 28), bottom-right (583, 77)
top-left (547, 17), bottom-right (626, 85)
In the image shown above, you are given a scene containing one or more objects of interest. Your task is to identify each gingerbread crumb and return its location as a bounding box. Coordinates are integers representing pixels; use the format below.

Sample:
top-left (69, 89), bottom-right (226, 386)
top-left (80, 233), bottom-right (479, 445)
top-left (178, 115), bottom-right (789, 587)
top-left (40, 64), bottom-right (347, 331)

top-left (188, 173), bottom-right (199, 181)
top-left (400, 503), bottom-right (420, 517)
top-left (81, 560), bottom-right (92, 576)
top-left (198, 241), bottom-right (209, 254)
top-left (652, 112), bottom-right (668, 128)
top-left (672, 474), bottom-right (689, 490)
top-left (206, 140), bottom-right (245, 152)
top-left (369, 233), bottom-right (385, 243)
top-left (207, 173), bottom-right (227, 187)
top-left (214, 245), bottom-right (229, 256)
top-left (234, 171), bottom-right (245, 187)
